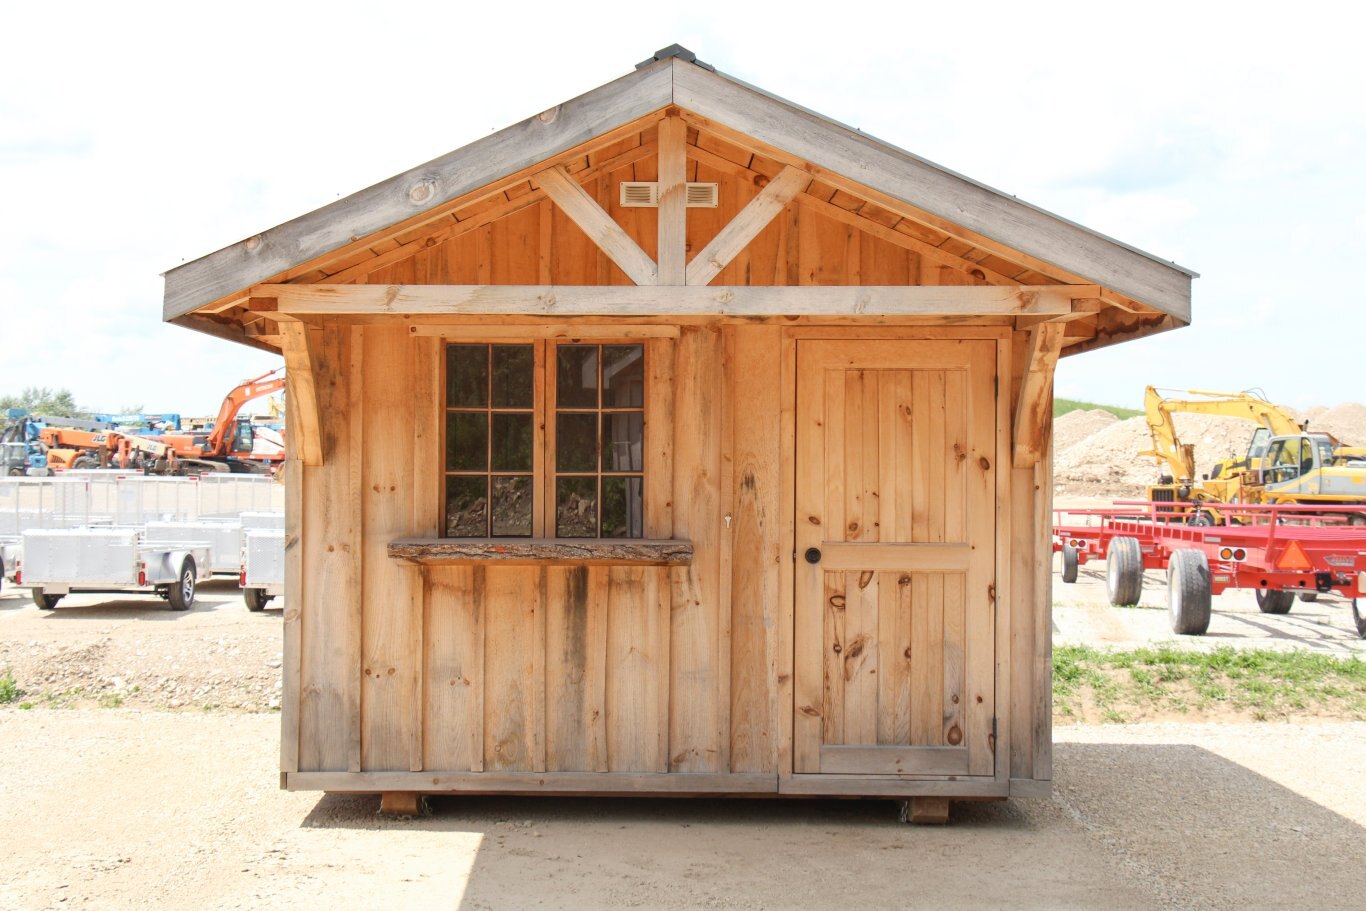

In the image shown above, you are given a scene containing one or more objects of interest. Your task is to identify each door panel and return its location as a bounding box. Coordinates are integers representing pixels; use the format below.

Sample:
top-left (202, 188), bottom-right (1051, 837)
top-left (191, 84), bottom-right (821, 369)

top-left (794, 340), bottom-right (996, 777)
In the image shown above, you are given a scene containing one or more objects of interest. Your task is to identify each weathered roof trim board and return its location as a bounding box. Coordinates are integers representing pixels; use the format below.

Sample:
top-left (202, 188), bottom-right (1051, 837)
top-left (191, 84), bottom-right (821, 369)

top-left (670, 60), bottom-right (1193, 321)
top-left (163, 59), bottom-right (675, 320)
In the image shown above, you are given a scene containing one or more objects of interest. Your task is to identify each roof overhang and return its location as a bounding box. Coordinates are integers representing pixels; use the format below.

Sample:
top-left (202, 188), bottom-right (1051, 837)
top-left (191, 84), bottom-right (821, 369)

top-left (164, 53), bottom-right (1194, 341)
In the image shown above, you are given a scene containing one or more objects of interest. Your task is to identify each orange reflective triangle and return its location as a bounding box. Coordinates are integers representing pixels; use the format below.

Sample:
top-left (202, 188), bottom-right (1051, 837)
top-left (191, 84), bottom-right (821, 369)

top-left (1277, 539), bottom-right (1313, 571)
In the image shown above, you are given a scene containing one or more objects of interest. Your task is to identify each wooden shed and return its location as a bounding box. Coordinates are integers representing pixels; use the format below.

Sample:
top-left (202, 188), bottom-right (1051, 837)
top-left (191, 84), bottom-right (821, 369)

top-left (163, 46), bottom-right (1193, 818)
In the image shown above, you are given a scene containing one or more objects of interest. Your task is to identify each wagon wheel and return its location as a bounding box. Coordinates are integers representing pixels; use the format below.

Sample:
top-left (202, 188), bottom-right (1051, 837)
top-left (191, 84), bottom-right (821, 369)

top-left (1106, 536), bottom-right (1144, 606)
top-left (1255, 588), bottom-right (1295, 614)
top-left (166, 557), bottom-right (197, 611)
top-left (1352, 600), bottom-right (1366, 639)
top-left (1061, 545), bottom-right (1079, 584)
top-left (1168, 549), bottom-right (1212, 635)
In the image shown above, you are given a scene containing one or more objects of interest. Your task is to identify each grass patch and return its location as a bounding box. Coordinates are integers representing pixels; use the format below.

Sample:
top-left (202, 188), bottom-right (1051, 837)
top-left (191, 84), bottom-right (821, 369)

top-left (1053, 644), bottom-right (1366, 722)
top-left (1055, 397), bottom-right (1142, 420)
top-left (0, 667), bottom-right (20, 704)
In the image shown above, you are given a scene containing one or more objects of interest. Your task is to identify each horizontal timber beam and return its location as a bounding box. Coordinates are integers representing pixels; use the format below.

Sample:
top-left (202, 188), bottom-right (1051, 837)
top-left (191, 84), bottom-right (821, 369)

top-left (259, 284), bottom-right (1088, 318)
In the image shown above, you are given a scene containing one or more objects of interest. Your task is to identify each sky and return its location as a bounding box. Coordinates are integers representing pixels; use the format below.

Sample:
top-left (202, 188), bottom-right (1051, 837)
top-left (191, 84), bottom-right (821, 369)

top-left (2, 1), bottom-right (1363, 415)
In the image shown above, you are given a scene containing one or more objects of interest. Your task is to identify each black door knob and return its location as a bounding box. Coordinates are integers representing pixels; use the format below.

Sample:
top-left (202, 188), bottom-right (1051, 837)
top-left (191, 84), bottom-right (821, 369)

top-left (804, 547), bottom-right (822, 564)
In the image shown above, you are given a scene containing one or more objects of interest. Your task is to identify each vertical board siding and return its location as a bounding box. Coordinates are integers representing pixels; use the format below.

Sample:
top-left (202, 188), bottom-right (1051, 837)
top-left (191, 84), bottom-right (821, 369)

top-left (668, 326), bottom-right (723, 772)
top-left (298, 322), bottom-right (360, 772)
top-left (359, 325), bottom-right (423, 772)
top-left (482, 566), bottom-right (543, 771)
top-left (423, 566), bottom-right (484, 771)
top-left (727, 326), bottom-right (781, 774)
top-left (545, 566), bottom-right (609, 772)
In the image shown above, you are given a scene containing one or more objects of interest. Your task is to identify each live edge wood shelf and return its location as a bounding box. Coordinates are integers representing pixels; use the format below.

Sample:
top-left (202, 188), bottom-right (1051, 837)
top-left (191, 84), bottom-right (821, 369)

top-left (387, 538), bottom-right (694, 567)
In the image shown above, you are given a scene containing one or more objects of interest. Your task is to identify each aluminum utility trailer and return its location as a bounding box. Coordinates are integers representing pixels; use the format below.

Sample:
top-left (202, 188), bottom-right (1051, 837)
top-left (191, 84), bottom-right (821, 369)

top-left (240, 527), bottom-right (284, 611)
top-left (1054, 502), bottom-right (1366, 637)
top-left (144, 518), bottom-right (243, 575)
top-left (17, 528), bottom-right (212, 611)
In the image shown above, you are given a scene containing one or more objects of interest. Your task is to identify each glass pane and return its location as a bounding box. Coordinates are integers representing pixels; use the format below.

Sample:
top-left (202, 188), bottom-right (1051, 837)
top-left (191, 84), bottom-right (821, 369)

top-left (556, 476), bottom-right (598, 538)
top-left (556, 412), bottom-right (597, 472)
top-left (446, 412), bottom-right (488, 471)
top-left (491, 345), bottom-right (534, 408)
top-left (445, 476), bottom-right (488, 536)
top-left (603, 345), bottom-right (644, 408)
top-left (601, 412), bottom-right (643, 472)
top-left (491, 476), bottom-right (533, 536)
top-left (601, 476), bottom-right (643, 539)
top-left (446, 345), bottom-right (488, 408)
top-left (491, 412), bottom-right (534, 472)
top-left (556, 345), bottom-right (599, 408)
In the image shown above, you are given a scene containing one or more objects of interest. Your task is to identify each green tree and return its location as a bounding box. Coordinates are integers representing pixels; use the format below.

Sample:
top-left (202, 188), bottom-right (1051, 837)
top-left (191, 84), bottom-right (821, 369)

top-left (0, 387), bottom-right (87, 418)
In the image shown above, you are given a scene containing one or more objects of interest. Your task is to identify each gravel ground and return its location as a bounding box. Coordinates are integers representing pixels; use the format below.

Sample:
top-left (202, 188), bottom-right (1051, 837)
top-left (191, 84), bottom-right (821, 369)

top-left (3, 554), bottom-right (1364, 909)
top-left (0, 711), bottom-right (1360, 910)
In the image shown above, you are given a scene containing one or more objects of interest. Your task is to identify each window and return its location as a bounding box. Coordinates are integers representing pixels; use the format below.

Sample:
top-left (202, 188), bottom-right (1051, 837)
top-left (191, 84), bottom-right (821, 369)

top-left (443, 341), bottom-right (646, 539)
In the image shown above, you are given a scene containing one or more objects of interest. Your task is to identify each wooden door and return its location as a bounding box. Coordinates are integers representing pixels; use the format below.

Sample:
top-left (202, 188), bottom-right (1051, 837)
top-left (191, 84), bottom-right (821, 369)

top-left (794, 339), bottom-right (997, 777)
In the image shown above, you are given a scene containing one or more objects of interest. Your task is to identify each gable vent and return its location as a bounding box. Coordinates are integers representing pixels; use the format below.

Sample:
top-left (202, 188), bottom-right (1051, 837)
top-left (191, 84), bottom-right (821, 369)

top-left (685, 183), bottom-right (719, 208)
top-left (620, 182), bottom-right (659, 207)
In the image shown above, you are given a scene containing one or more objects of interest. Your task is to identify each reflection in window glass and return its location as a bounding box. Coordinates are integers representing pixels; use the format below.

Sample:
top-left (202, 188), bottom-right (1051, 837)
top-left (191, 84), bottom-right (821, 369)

top-left (556, 476), bottom-right (597, 538)
top-left (446, 343), bottom-right (535, 537)
top-left (446, 345), bottom-right (488, 408)
top-left (491, 413), bottom-right (534, 472)
top-left (601, 412), bottom-right (643, 472)
top-left (603, 345), bottom-right (645, 408)
top-left (601, 476), bottom-right (643, 538)
top-left (556, 345), bottom-right (599, 408)
top-left (491, 476), bottom-right (534, 536)
top-left (556, 412), bottom-right (598, 472)
top-left (446, 476), bottom-right (488, 536)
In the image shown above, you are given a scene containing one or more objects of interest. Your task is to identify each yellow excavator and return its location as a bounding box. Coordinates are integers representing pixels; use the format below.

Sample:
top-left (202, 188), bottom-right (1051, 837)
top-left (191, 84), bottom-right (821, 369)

top-left (1140, 386), bottom-right (1366, 524)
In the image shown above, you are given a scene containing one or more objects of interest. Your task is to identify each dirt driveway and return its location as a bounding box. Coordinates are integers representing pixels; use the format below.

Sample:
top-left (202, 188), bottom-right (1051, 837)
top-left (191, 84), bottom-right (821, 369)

top-left (2, 573), bottom-right (1364, 910)
top-left (0, 711), bottom-right (1361, 910)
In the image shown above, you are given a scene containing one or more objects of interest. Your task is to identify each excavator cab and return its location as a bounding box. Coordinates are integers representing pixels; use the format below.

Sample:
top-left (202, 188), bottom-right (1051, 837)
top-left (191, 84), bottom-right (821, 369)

top-left (230, 419), bottom-right (256, 457)
top-left (1259, 435), bottom-right (1333, 492)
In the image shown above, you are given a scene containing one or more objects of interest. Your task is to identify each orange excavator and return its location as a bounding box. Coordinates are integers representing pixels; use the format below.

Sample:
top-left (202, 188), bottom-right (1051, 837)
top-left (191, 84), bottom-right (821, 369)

top-left (154, 369), bottom-right (287, 475)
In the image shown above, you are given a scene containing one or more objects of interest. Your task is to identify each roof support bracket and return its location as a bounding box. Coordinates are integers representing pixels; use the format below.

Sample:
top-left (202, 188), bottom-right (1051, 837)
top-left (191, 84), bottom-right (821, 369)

top-left (686, 166), bottom-right (811, 286)
top-left (277, 316), bottom-right (325, 467)
top-left (1012, 322), bottom-right (1066, 469)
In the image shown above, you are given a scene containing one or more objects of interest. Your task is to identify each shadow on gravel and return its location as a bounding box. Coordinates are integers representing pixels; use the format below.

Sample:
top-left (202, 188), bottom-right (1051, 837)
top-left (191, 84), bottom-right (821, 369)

top-left (1054, 741), bottom-right (1364, 909)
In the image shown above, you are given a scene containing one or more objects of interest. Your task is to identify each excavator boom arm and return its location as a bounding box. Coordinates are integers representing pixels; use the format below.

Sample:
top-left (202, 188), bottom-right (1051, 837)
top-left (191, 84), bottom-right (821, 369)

top-left (204, 368), bottom-right (287, 458)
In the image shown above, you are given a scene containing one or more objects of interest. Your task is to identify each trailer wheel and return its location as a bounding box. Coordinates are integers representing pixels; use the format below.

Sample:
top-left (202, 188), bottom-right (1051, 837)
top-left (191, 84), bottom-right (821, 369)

top-left (1255, 588), bottom-right (1295, 614)
top-left (244, 588), bottom-right (269, 612)
top-left (1061, 545), bottom-right (1079, 584)
top-left (1298, 591), bottom-right (1318, 603)
top-left (1106, 536), bottom-right (1144, 606)
top-left (166, 557), bottom-right (197, 611)
top-left (32, 589), bottom-right (62, 610)
top-left (1352, 601), bottom-right (1366, 639)
top-left (1168, 549), bottom-right (1212, 635)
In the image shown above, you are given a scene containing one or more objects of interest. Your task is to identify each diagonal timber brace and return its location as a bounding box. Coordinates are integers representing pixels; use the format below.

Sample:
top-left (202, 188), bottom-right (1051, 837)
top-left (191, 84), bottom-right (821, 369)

top-left (1012, 322), bottom-right (1066, 468)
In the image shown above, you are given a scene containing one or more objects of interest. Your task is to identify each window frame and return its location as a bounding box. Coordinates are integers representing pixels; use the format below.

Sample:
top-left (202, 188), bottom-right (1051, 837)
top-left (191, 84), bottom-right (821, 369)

top-left (440, 337), bottom-right (651, 540)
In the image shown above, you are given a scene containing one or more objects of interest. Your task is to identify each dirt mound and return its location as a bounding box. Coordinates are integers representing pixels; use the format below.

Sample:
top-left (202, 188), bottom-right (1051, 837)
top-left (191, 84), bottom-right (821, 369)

top-left (1055, 409), bottom-right (1118, 453)
top-left (1054, 413), bottom-right (1262, 499)
top-left (1310, 403), bottom-right (1366, 446)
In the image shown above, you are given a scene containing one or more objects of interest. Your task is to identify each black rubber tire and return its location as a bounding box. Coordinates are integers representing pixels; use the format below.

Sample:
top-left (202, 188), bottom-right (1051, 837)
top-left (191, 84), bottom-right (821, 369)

top-left (1106, 536), bottom-right (1144, 606)
top-left (1352, 600), bottom-right (1366, 639)
top-left (1061, 545), bottom-right (1079, 584)
top-left (1168, 549), bottom-right (1212, 635)
top-left (7, 467), bottom-right (24, 476)
top-left (1256, 588), bottom-right (1295, 615)
top-left (71, 455), bottom-right (99, 470)
top-left (1188, 510), bottom-right (1217, 527)
top-left (33, 589), bottom-right (62, 610)
top-left (1298, 591), bottom-right (1319, 603)
top-left (166, 557), bottom-right (197, 611)
top-left (244, 588), bottom-right (269, 612)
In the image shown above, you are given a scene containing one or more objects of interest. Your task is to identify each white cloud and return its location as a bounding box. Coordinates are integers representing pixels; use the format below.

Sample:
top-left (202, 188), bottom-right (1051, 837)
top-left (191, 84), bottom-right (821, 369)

top-left (2, 0), bottom-right (1365, 413)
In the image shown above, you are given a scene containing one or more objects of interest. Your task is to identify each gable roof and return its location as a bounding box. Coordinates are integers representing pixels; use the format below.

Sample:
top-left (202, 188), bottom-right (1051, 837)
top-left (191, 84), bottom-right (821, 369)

top-left (163, 47), bottom-right (1194, 334)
